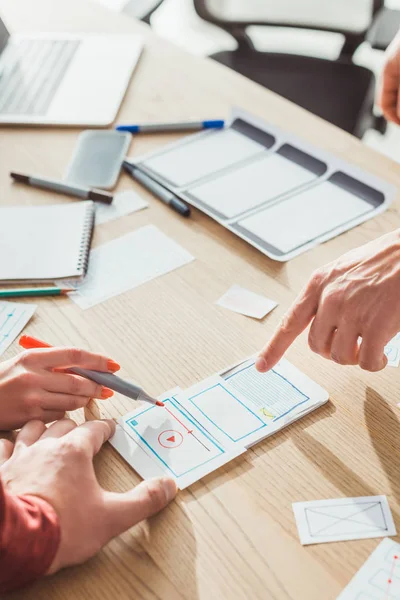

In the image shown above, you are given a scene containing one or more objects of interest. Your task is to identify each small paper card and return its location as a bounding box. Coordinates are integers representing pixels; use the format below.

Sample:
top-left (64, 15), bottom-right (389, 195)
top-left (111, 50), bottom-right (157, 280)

top-left (216, 284), bottom-right (277, 319)
top-left (293, 496), bottom-right (396, 545)
top-left (95, 190), bottom-right (148, 225)
top-left (65, 225), bottom-right (194, 309)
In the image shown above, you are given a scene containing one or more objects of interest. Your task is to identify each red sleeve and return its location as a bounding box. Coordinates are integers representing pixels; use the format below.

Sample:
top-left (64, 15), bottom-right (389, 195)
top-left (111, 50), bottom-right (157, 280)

top-left (0, 476), bottom-right (60, 593)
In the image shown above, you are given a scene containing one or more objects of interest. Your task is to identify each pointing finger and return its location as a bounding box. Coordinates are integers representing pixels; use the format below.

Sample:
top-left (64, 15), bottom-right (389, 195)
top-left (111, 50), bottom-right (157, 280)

top-left (256, 277), bottom-right (320, 372)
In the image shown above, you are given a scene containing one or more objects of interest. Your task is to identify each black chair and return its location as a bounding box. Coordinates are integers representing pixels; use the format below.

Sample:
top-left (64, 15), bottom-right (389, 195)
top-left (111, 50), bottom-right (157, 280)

top-left (193, 0), bottom-right (399, 138)
top-left (122, 0), bottom-right (165, 24)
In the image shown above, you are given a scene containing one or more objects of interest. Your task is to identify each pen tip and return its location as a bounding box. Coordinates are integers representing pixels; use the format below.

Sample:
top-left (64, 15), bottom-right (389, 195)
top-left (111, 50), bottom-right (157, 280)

top-left (156, 401), bottom-right (165, 407)
top-left (10, 172), bottom-right (28, 183)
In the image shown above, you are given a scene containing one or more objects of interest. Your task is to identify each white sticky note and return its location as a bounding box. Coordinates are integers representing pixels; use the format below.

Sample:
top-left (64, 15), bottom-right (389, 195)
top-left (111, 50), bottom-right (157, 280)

top-left (238, 180), bottom-right (373, 254)
top-left (142, 129), bottom-right (265, 187)
top-left (65, 225), bottom-right (194, 309)
top-left (189, 153), bottom-right (317, 219)
top-left (95, 190), bottom-right (148, 225)
top-left (293, 496), bottom-right (396, 545)
top-left (0, 301), bottom-right (36, 357)
top-left (337, 538), bottom-right (400, 599)
top-left (216, 284), bottom-right (277, 319)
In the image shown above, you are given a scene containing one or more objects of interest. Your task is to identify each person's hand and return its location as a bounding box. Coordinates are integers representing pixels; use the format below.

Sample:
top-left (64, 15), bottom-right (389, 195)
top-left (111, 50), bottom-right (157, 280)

top-left (378, 30), bottom-right (400, 124)
top-left (256, 230), bottom-right (400, 373)
top-left (0, 418), bottom-right (177, 573)
top-left (0, 347), bottom-right (121, 430)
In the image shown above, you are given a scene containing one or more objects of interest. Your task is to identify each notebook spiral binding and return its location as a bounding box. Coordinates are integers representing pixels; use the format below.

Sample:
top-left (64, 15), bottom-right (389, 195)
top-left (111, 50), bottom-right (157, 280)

top-left (77, 203), bottom-right (95, 277)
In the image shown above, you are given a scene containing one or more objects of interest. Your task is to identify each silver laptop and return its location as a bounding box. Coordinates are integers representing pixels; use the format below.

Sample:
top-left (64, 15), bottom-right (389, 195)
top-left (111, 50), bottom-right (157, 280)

top-left (0, 17), bottom-right (143, 126)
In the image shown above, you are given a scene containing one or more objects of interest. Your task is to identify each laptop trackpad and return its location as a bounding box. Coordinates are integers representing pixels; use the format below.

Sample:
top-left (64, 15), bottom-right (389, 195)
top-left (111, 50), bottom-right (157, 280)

top-left (47, 36), bottom-right (142, 125)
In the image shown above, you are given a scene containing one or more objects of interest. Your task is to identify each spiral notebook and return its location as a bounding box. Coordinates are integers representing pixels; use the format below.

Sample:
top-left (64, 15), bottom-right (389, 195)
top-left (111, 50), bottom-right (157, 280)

top-left (0, 202), bottom-right (95, 283)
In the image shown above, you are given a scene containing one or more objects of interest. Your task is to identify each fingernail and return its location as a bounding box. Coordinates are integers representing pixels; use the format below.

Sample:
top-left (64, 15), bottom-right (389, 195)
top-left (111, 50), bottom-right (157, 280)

top-left (101, 387), bottom-right (114, 399)
top-left (255, 357), bottom-right (267, 372)
top-left (107, 359), bottom-right (120, 373)
top-left (162, 478), bottom-right (177, 503)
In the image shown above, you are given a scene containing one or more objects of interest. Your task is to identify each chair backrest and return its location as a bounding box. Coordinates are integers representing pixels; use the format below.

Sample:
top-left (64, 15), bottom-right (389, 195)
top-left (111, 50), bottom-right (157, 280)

top-left (193, 0), bottom-right (384, 36)
top-left (123, 0), bottom-right (165, 23)
top-left (0, 17), bottom-right (10, 54)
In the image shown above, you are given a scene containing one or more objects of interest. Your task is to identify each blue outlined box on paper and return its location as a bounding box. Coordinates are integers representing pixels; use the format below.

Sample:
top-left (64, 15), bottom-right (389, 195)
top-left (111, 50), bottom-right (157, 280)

top-left (188, 383), bottom-right (267, 443)
top-left (112, 359), bottom-right (328, 490)
top-left (125, 399), bottom-right (225, 478)
top-left (225, 362), bottom-right (309, 422)
top-left (0, 301), bottom-right (36, 357)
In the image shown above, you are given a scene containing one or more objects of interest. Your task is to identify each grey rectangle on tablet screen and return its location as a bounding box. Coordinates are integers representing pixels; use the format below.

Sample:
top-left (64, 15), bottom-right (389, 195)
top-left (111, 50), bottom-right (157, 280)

top-left (140, 121), bottom-right (275, 188)
top-left (185, 144), bottom-right (327, 221)
top-left (277, 144), bottom-right (327, 176)
top-left (232, 171), bottom-right (385, 257)
top-left (230, 118), bottom-right (275, 149)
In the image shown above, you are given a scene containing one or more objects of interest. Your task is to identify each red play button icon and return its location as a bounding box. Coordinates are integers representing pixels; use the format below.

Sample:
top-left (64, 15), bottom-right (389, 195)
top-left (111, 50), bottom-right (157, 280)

top-left (158, 430), bottom-right (183, 449)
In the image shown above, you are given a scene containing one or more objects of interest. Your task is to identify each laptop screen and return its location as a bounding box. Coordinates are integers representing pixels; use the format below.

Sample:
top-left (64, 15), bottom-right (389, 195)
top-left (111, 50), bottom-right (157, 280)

top-left (0, 18), bottom-right (9, 54)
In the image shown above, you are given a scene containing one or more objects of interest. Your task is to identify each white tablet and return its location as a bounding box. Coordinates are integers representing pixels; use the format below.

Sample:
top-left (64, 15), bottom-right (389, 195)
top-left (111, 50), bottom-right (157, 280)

top-left (132, 112), bottom-right (394, 261)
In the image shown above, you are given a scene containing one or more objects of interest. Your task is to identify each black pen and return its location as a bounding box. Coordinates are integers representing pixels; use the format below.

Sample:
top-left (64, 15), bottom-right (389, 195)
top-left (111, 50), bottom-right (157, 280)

top-left (10, 171), bottom-right (113, 204)
top-left (122, 161), bottom-right (191, 217)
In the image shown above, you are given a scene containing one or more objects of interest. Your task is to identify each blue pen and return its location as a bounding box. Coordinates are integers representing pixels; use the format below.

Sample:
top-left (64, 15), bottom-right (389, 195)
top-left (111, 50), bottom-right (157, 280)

top-left (116, 119), bottom-right (225, 134)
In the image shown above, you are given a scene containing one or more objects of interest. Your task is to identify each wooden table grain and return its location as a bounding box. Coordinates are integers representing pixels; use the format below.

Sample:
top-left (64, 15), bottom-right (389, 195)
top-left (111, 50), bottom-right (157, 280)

top-left (1, 1), bottom-right (400, 598)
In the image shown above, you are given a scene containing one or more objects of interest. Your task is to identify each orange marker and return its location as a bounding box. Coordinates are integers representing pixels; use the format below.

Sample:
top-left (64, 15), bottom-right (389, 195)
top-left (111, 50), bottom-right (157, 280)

top-left (19, 335), bottom-right (164, 407)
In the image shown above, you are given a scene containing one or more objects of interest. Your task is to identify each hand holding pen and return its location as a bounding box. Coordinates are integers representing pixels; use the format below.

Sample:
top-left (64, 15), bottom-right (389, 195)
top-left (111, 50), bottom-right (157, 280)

top-left (19, 336), bottom-right (163, 408)
top-left (0, 341), bottom-right (121, 430)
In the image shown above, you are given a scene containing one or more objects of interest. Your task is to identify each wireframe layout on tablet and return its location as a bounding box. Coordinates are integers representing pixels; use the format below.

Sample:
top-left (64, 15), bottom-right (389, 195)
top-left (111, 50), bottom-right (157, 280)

top-left (127, 109), bottom-right (395, 261)
top-left (111, 358), bottom-right (329, 489)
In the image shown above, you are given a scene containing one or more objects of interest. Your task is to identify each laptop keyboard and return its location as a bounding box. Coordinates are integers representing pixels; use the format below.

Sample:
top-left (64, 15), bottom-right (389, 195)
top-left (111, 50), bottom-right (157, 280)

top-left (0, 38), bottom-right (80, 116)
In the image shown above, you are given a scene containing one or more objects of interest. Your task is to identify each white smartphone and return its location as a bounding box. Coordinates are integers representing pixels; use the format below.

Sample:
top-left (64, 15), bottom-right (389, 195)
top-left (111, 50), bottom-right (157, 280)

top-left (64, 130), bottom-right (132, 189)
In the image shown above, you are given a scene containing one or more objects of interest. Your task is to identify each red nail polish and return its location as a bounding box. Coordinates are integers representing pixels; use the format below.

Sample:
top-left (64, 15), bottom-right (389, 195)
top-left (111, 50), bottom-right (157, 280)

top-left (101, 387), bottom-right (114, 399)
top-left (107, 360), bottom-right (120, 373)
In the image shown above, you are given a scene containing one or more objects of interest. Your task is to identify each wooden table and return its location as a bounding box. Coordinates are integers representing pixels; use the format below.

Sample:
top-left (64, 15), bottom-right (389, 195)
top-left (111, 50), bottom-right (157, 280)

top-left (2, 1), bottom-right (400, 598)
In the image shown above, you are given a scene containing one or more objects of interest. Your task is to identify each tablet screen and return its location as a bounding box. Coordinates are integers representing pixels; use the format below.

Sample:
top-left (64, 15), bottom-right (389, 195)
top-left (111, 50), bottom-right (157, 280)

top-left (141, 119), bottom-right (275, 187)
top-left (187, 146), bottom-right (326, 220)
top-left (235, 178), bottom-right (374, 254)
